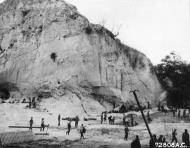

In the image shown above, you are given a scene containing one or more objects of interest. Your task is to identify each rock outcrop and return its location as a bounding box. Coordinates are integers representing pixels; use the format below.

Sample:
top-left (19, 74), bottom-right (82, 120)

top-left (0, 0), bottom-right (163, 114)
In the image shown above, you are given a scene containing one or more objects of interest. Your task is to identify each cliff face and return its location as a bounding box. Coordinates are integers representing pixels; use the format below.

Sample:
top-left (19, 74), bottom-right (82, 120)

top-left (0, 0), bottom-right (163, 113)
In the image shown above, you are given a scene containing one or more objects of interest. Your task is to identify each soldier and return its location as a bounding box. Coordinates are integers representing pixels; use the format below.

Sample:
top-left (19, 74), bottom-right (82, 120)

top-left (147, 101), bottom-right (151, 109)
top-left (158, 135), bottom-right (163, 143)
top-left (112, 116), bottom-right (115, 125)
top-left (149, 134), bottom-right (157, 148)
top-left (108, 116), bottom-right (112, 124)
top-left (124, 125), bottom-right (129, 141)
top-left (101, 113), bottom-right (103, 124)
top-left (171, 129), bottom-right (178, 143)
top-left (58, 114), bottom-right (61, 126)
top-left (80, 124), bottom-right (86, 139)
top-left (75, 116), bottom-right (79, 128)
top-left (40, 118), bottom-right (45, 132)
top-left (29, 117), bottom-right (33, 131)
top-left (172, 108), bottom-right (176, 117)
top-left (182, 129), bottom-right (189, 147)
top-left (183, 109), bottom-right (186, 118)
top-left (29, 97), bottom-right (32, 109)
top-left (123, 114), bottom-right (126, 126)
top-left (66, 121), bottom-right (71, 135)
top-left (32, 97), bottom-right (35, 108)
top-left (178, 110), bottom-right (181, 118)
top-left (131, 135), bottom-right (141, 148)
top-left (131, 114), bottom-right (134, 126)
top-left (104, 112), bottom-right (107, 122)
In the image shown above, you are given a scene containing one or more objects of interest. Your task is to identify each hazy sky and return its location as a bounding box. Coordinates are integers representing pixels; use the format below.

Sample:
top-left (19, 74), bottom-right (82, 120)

top-left (0, 0), bottom-right (190, 64)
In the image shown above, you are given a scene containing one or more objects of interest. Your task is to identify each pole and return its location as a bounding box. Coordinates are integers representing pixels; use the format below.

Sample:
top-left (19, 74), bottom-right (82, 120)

top-left (130, 90), bottom-right (153, 139)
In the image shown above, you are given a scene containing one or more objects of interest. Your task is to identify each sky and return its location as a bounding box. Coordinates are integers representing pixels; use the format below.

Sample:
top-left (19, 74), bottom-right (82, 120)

top-left (0, 0), bottom-right (190, 64)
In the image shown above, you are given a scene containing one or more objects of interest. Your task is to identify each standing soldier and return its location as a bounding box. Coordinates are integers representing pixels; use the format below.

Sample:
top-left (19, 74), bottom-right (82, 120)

top-left (40, 118), bottom-right (45, 132)
top-left (29, 97), bottom-right (32, 109)
top-left (131, 114), bottom-right (134, 126)
top-left (172, 108), bottom-right (176, 117)
top-left (112, 116), bottom-right (115, 125)
top-left (178, 109), bottom-right (181, 118)
top-left (182, 129), bottom-right (189, 147)
top-left (108, 115), bottom-right (112, 124)
top-left (58, 114), bottom-right (61, 126)
top-left (104, 112), bottom-right (107, 122)
top-left (66, 121), bottom-right (71, 135)
top-left (123, 114), bottom-right (126, 126)
top-left (29, 117), bottom-right (33, 131)
top-left (147, 101), bottom-right (151, 109)
top-left (171, 129), bottom-right (178, 143)
top-left (124, 125), bottom-right (129, 141)
top-left (75, 116), bottom-right (79, 128)
top-left (101, 113), bottom-right (103, 124)
top-left (183, 109), bottom-right (186, 118)
top-left (32, 97), bottom-right (35, 108)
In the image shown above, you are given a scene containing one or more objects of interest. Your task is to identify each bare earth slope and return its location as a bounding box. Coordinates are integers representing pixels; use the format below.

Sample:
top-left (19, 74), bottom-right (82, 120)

top-left (0, 0), bottom-right (163, 116)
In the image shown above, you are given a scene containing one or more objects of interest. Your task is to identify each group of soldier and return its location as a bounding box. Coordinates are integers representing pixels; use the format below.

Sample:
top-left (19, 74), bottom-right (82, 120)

top-left (149, 129), bottom-right (190, 148)
top-left (22, 97), bottom-right (37, 109)
top-left (29, 117), bottom-right (46, 132)
top-left (29, 114), bottom-right (85, 139)
top-left (172, 108), bottom-right (190, 118)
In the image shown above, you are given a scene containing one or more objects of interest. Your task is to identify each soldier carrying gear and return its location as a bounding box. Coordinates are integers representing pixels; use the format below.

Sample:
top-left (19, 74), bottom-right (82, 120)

top-left (80, 124), bottom-right (86, 139)
top-left (171, 129), bottom-right (178, 143)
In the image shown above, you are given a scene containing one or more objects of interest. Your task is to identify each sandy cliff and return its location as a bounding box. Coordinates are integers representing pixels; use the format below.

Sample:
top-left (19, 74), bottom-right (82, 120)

top-left (0, 0), bottom-right (163, 115)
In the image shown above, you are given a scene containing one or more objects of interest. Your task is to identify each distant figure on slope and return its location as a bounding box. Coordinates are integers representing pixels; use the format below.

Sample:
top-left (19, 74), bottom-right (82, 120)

top-left (80, 124), bottom-right (86, 139)
top-left (58, 114), bottom-right (61, 126)
top-left (171, 129), bottom-right (178, 143)
top-left (182, 129), bottom-right (189, 147)
top-left (29, 117), bottom-right (33, 131)
top-left (40, 118), bottom-right (45, 131)
top-left (124, 125), bottom-right (129, 141)
top-left (66, 121), bottom-right (71, 135)
top-left (131, 135), bottom-right (141, 148)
